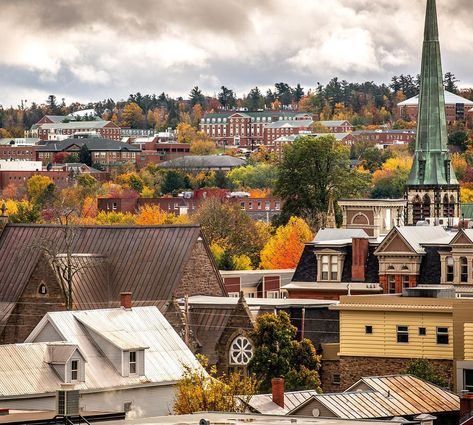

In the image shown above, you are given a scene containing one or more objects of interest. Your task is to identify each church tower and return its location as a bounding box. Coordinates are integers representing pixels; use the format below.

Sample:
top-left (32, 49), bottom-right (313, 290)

top-left (405, 0), bottom-right (460, 225)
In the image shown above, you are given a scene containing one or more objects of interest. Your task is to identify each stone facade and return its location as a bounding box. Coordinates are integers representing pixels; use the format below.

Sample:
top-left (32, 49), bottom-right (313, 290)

top-left (338, 356), bottom-right (454, 390)
top-left (319, 360), bottom-right (342, 393)
top-left (175, 240), bottom-right (226, 298)
top-left (1, 258), bottom-right (65, 344)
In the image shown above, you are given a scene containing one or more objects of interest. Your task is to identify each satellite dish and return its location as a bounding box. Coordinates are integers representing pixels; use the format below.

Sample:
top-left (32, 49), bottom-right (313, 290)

top-left (312, 409), bottom-right (320, 417)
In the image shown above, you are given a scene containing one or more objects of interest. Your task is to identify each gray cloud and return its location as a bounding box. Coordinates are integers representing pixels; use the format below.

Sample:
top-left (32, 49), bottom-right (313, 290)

top-left (0, 0), bottom-right (472, 106)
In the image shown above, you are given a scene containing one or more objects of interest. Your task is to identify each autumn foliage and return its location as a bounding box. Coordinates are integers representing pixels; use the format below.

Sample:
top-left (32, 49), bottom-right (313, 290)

top-left (260, 217), bottom-right (312, 269)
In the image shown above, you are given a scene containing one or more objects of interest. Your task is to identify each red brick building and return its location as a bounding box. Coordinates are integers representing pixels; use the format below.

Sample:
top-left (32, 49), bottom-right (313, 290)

top-left (352, 129), bottom-right (416, 147)
top-left (36, 136), bottom-right (140, 170)
top-left (200, 111), bottom-right (313, 147)
top-left (33, 118), bottom-right (120, 141)
top-left (0, 145), bottom-right (38, 161)
top-left (317, 120), bottom-right (354, 133)
top-left (272, 133), bottom-right (355, 157)
top-left (263, 120), bottom-right (313, 147)
top-left (134, 141), bottom-right (191, 169)
top-left (397, 91), bottom-right (473, 124)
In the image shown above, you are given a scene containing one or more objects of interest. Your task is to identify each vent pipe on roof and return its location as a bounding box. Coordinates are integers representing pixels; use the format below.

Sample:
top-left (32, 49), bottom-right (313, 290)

top-left (272, 377), bottom-right (285, 409)
top-left (120, 292), bottom-right (132, 309)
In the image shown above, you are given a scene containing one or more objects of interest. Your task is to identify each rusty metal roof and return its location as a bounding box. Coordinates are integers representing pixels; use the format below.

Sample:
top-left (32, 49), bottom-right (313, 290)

top-left (290, 375), bottom-right (459, 419)
top-left (246, 391), bottom-right (319, 415)
top-left (0, 224), bottom-right (225, 329)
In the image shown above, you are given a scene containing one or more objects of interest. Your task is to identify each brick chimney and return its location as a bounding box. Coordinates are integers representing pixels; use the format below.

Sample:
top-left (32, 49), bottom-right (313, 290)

top-left (351, 238), bottom-right (369, 281)
top-left (271, 378), bottom-right (284, 409)
top-left (120, 292), bottom-right (132, 309)
top-left (461, 394), bottom-right (473, 418)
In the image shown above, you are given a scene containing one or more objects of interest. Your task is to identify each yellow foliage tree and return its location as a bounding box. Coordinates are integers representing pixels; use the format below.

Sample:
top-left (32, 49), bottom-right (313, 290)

top-left (190, 139), bottom-right (216, 155)
top-left (452, 153), bottom-right (468, 181)
top-left (135, 204), bottom-right (189, 225)
top-left (94, 211), bottom-right (136, 225)
top-left (27, 175), bottom-right (54, 204)
top-left (232, 255), bottom-right (253, 270)
top-left (461, 188), bottom-right (473, 203)
top-left (260, 217), bottom-right (312, 269)
top-left (121, 102), bottom-right (144, 128)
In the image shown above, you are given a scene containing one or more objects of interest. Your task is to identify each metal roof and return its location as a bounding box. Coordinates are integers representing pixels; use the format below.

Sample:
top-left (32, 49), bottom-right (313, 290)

top-left (266, 120), bottom-right (313, 129)
top-left (2, 306), bottom-right (202, 398)
top-left (393, 226), bottom-right (452, 253)
top-left (246, 390), bottom-right (319, 415)
top-left (0, 224), bottom-right (224, 329)
top-left (38, 120), bottom-right (115, 130)
top-left (398, 91), bottom-right (473, 106)
top-left (186, 296), bottom-right (337, 308)
top-left (219, 269), bottom-right (295, 289)
top-left (314, 229), bottom-right (369, 244)
top-left (292, 375), bottom-right (459, 419)
top-left (37, 137), bottom-right (140, 152)
top-left (317, 120), bottom-right (352, 127)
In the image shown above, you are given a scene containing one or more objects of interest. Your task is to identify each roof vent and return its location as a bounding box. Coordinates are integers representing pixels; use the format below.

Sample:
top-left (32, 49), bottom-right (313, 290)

top-left (404, 285), bottom-right (455, 298)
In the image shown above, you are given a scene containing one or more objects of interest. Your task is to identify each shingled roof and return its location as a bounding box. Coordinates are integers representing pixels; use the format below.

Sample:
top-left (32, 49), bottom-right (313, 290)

top-left (0, 224), bottom-right (224, 333)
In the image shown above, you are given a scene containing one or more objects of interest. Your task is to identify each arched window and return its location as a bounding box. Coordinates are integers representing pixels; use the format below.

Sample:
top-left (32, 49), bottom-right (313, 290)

top-left (38, 283), bottom-right (48, 296)
top-left (443, 194), bottom-right (455, 218)
top-left (422, 194), bottom-right (431, 219)
top-left (413, 195), bottom-right (422, 223)
top-left (229, 336), bottom-right (253, 366)
top-left (446, 256), bottom-right (454, 282)
top-left (387, 265), bottom-right (395, 271)
top-left (461, 257), bottom-right (468, 283)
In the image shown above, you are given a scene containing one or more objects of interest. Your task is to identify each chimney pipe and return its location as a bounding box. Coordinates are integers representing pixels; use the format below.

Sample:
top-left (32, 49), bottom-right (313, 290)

top-left (272, 377), bottom-right (285, 409)
top-left (120, 292), bottom-right (132, 309)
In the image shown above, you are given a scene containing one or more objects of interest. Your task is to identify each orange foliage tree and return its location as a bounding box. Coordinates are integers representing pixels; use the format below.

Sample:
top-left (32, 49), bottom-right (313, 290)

top-left (260, 217), bottom-right (312, 270)
top-left (135, 204), bottom-right (190, 225)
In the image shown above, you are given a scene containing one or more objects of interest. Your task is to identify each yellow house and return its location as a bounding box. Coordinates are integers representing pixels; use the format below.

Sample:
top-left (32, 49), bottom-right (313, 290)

top-left (329, 288), bottom-right (473, 393)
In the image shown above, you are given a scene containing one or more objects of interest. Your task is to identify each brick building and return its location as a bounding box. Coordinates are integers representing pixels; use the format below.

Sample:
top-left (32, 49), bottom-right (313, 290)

top-left (352, 129), bottom-right (416, 147)
top-left (317, 120), bottom-right (354, 133)
top-left (397, 91), bottom-right (473, 124)
top-left (36, 136), bottom-right (140, 170)
top-left (200, 111), bottom-right (313, 147)
top-left (32, 117), bottom-right (121, 141)
top-left (263, 120), bottom-right (313, 147)
top-left (0, 223), bottom-right (225, 344)
top-left (134, 141), bottom-right (191, 169)
top-left (0, 139), bottom-right (40, 161)
top-left (272, 133), bottom-right (355, 157)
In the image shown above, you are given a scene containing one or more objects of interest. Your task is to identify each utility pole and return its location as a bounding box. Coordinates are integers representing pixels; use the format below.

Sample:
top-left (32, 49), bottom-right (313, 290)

top-left (184, 294), bottom-right (189, 346)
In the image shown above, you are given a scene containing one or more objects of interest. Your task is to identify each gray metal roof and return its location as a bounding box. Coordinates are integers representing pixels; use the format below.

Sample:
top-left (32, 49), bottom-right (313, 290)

top-left (314, 229), bottom-right (369, 243)
top-left (0, 306), bottom-right (201, 397)
top-left (158, 155), bottom-right (245, 169)
top-left (37, 137), bottom-right (140, 152)
top-left (39, 120), bottom-right (115, 130)
top-left (317, 120), bottom-right (352, 127)
top-left (291, 375), bottom-right (459, 419)
top-left (266, 120), bottom-right (313, 129)
top-left (395, 226), bottom-right (452, 253)
top-left (246, 390), bottom-right (319, 415)
top-left (219, 269), bottom-right (295, 289)
top-left (186, 295), bottom-right (337, 308)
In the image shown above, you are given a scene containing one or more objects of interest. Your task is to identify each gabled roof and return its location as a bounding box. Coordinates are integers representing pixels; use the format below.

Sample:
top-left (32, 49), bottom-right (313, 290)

top-left (0, 306), bottom-right (202, 398)
top-left (376, 226), bottom-right (451, 255)
top-left (38, 120), bottom-right (115, 130)
top-left (290, 375), bottom-right (459, 419)
top-left (37, 138), bottom-right (140, 152)
top-left (317, 120), bottom-right (352, 127)
top-left (0, 224), bottom-right (224, 330)
top-left (266, 120), bottom-right (313, 129)
top-left (398, 91), bottom-right (473, 106)
top-left (245, 390), bottom-right (319, 415)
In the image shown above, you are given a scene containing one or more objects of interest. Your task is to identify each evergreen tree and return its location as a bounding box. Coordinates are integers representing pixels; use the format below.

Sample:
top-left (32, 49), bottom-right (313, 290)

top-left (79, 145), bottom-right (92, 166)
top-left (217, 86), bottom-right (236, 109)
top-left (189, 86), bottom-right (205, 107)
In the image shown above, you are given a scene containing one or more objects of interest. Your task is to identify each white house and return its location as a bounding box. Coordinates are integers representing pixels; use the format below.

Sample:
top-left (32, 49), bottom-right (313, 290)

top-left (0, 303), bottom-right (202, 418)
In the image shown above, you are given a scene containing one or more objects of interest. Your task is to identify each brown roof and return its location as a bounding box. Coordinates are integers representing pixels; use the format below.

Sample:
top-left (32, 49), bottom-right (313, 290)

top-left (0, 224), bottom-right (224, 324)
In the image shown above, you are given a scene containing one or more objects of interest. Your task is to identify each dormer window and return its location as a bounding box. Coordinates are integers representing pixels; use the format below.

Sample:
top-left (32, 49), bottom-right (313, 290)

top-left (129, 351), bottom-right (137, 374)
top-left (71, 360), bottom-right (79, 381)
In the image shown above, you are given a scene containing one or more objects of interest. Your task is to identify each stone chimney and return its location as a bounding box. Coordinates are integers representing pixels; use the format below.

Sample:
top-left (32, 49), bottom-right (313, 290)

top-left (120, 292), bottom-right (132, 309)
top-left (461, 394), bottom-right (473, 419)
top-left (271, 378), bottom-right (285, 409)
top-left (351, 237), bottom-right (369, 281)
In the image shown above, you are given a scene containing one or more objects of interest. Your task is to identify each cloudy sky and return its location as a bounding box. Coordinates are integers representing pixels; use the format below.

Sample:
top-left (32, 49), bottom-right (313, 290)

top-left (1, 0), bottom-right (472, 106)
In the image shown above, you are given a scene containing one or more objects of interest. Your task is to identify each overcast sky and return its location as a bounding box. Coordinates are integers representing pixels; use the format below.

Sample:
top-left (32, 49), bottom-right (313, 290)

top-left (1, 0), bottom-right (472, 107)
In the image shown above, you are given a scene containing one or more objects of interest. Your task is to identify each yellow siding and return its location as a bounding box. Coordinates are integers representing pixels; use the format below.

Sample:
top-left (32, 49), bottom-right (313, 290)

top-left (340, 311), bottom-right (453, 359)
top-left (464, 323), bottom-right (473, 360)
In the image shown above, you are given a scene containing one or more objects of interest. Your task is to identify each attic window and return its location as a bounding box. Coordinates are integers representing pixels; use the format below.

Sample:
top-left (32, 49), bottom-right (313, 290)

top-left (38, 283), bottom-right (48, 295)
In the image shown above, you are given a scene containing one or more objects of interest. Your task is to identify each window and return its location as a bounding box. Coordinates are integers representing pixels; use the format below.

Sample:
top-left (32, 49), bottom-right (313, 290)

top-left (436, 327), bottom-right (449, 345)
top-left (402, 275), bottom-right (410, 290)
top-left (419, 327), bottom-right (426, 336)
top-left (332, 374), bottom-right (341, 385)
top-left (228, 292), bottom-right (239, 298)
top-left (229, 336), bottom-right (253, 365)
top-left (446, 257), bottom-right (454, 282)
top-left (321, 255), bottom-right (329, 280)
top-left (129, 351), bottom-right (137, 374)
top-left (38, 283), bottom-right (48, 295)
top-left (331, 256), bottom-right (338, 281)
top-left (388, 275), bottom-right (396, 293)
top-left (71, 360), bottom-right (79, 381)
top-left (123, 402), bottom-right (132, 413)
top-left (365, 326), bottom-right (373, 334)
top-left (267, 291), bottom-right (279, 299)
top-left (461, 257), bottom-right (468, 283)
top-left (464, 369), bottom-right (473, 392)
top-left (397, 326), bottom-right (409, 343)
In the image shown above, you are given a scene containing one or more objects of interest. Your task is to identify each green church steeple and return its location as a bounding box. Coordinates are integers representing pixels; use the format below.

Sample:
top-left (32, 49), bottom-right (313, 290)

top-left (407, 0), bottom-right (457, 186)
top-left (405, 0), bottom-right (460, 225)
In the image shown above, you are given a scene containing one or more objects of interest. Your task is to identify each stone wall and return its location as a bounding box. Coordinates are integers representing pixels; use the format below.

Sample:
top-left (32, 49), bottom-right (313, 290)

top-left (1, 258), bottom-right (65, 344)
top-left (175, 240), bottom-right (226, 298)
top-left (339, 356), bottom-right (454, 390)
top-left (320, 360), bottom-right (342, 393)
